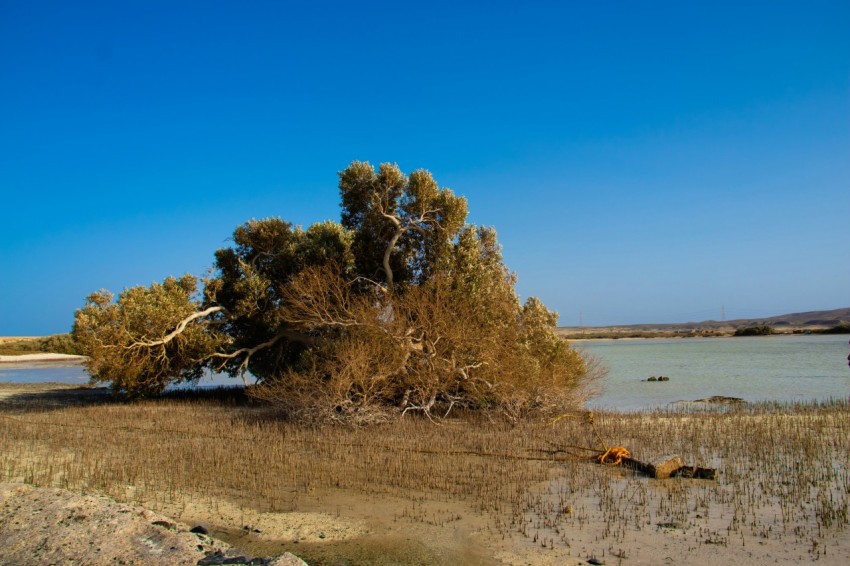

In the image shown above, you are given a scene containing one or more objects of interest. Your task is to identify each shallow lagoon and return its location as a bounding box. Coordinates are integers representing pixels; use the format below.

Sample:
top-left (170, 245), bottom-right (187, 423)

top-left (0, 362), bottom-right (237, 388)
top-left (579, 334), bottom-right (850, 410)
top-left (0, 362), bottom-right (90, 384)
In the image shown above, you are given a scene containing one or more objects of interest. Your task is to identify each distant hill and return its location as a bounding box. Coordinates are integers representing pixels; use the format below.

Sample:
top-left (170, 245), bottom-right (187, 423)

top-left (734, 307), bottom-right (850, 329)
top-left (558, 307), bottom-right (850, 338)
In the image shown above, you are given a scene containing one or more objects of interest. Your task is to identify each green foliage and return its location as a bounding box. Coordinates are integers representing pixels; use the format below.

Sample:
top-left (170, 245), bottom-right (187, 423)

top-left (206, 218), bottom-right (355, 380)
top-left (0, 338), bottom-right (44, 356)
top-left (74, 162), bottom-right (593, 418)
top-left (820, 323), bottom-right (850, 334)
top-left (73, 275), bottom-right (223, 397)
top-left (0, 334), bottom-right (81, 356)
top-left (39, 334), bottom-right (82, 355)
top-left (734, 325), bottom-right (775, 336)
top-left (339, 162), bottom-right (468, 289)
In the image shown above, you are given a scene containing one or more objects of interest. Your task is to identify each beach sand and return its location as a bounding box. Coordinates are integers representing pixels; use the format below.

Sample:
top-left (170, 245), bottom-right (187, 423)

top-left (0, 353), bottom-right (87, 364)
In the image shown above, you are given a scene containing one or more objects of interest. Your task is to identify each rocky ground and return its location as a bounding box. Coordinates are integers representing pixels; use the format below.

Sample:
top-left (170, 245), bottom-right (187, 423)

top-left (0, 483), bottom-right (307, 566)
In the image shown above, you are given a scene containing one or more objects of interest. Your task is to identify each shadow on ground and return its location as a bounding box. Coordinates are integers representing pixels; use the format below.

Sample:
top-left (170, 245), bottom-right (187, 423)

top-left (0, 383), bottom-right (256, 415)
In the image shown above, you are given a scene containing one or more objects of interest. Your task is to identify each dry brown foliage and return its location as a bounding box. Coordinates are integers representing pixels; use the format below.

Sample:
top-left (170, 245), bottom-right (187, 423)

top-left (250, 263), bottom-right (600, 423)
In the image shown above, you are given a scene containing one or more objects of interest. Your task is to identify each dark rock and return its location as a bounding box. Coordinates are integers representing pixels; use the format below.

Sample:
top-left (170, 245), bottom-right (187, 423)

top-left (676, 466), bottom-right (717, 480)
top-left (694, 395), bottom-right (744, 404)
top-left (198, 551), bottom-right (253, 565)
top-left (198, 552), bottom-right (269, 566)
top-left (198, 551), bottom-right (224, 565)
top-left (197, 549), bottom-right (272, 565)
top-left (587, 558), bottom-right (605, 565)
top-left (647, 376), bottom-right (657, 382)
top-left (191, 525), bottom-right (210, 535)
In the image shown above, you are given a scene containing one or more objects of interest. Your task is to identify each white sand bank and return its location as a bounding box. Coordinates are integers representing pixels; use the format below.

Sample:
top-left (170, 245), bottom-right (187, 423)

top-left (0, 353), bottom-right (87, 364)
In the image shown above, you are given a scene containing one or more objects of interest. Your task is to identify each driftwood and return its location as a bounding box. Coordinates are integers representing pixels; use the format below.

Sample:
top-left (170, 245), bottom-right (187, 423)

top-left (546, 413), bottom-right (718, 480)
top-left (621, 454), bottom-right (717, 480)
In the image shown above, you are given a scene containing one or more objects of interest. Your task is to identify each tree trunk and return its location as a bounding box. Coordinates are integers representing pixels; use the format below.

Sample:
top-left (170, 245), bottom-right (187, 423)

top-left (621, 454), bottom-right (716, 480)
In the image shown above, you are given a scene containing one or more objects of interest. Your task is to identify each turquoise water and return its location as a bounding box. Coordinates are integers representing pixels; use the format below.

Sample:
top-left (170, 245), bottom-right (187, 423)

top-left (577, 334), bottom-right (850, 410)
top-left (3, 335), bottom-right (848, 410)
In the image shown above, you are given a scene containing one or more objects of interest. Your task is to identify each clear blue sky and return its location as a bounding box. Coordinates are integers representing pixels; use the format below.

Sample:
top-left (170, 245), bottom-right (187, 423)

top-left (1, 0), bottom-right (848, 335)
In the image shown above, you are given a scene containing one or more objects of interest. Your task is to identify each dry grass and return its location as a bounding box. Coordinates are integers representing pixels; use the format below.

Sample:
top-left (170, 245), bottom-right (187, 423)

top-left (1, 387), bottom-right (848, 563)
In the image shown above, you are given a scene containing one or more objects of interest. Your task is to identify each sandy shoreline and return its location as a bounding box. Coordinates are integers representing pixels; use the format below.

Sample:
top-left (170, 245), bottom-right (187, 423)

top-left (0, 353), bottom-right (87, 364)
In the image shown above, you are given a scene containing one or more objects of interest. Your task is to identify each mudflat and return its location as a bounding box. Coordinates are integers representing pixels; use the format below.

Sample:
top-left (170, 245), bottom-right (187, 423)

top-left (1, 382), bottom-right (848, 565)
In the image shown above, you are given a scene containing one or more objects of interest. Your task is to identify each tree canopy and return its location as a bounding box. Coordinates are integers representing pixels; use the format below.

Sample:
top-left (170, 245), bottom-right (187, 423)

top-left (73, 162), bottom-right (595, 421)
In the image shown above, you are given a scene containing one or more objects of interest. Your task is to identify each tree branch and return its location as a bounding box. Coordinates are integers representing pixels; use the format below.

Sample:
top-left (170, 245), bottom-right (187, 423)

top-left (382, 225), bottom-right (404, 291)
top-left (378, 207), bottom-right (438, 292)
top-left (208, 329), bottom-right (320, 385)
top-left (126, 306), bottom-right (225, 348)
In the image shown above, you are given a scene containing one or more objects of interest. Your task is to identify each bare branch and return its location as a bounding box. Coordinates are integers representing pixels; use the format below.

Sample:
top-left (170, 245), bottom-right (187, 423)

top-left (210, 333), bottom-right (274, 384)
top-left (401, 392), bottom-right (438, 423)
top-left (127, 306), bottom-right (224, 348)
